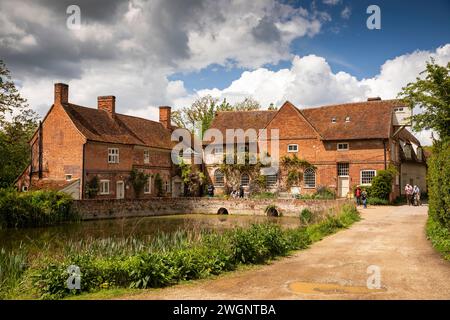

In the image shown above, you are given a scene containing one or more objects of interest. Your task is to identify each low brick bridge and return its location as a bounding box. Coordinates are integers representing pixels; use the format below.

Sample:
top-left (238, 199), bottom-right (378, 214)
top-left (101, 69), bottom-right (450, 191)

top-left (74, 197), bottom-right (349, 220)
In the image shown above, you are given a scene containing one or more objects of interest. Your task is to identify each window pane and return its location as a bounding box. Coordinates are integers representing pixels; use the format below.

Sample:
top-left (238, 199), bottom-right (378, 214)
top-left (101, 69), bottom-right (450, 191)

top-left (304, 168), bottom-right (316, 188)
top-left (214, 170), bottom-right (224, 186)
top-left (240, 174), bottom-right (249, 186)
top-left (266, 174), bottom-right (277, 187)
top-left (361, 170), bottom-right (376, 184)
top-left (338, 163), bottom-right (349, 176)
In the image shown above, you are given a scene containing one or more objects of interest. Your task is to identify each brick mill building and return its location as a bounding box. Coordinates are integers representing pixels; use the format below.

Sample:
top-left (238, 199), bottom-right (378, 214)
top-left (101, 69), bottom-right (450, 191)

top-left (15, 83), bottom-right (183, 199)
top-left (204, 100), bottom-right (427, 200)
top-left (16, 83), bottom-right (427, 200)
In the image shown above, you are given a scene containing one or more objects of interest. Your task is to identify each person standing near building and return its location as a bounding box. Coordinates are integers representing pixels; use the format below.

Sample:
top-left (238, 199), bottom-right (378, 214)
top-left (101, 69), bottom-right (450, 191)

top-left (355, 186), bottom-right (362, 206)
top-left (361, 189), bottom-right (368, 209)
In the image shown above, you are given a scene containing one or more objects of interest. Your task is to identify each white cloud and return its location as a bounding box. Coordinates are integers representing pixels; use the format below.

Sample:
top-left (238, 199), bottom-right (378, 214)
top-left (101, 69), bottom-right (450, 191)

top-left (323, 0), bottom-right (341, 6)
top-left (179, 44), bottom-right (450, 145)
top-left (341, 6), bottom-right (351, 19)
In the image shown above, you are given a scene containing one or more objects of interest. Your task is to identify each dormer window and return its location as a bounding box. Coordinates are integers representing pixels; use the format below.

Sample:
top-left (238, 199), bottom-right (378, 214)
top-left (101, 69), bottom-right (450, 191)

top-left (337, 142), bottom-right (349, 151)
top-left (404, 144), bottom-right (412, 159)
top-left (345, 116), bottom-right (350, 122)
top-left (331, 117), bottom-right (336, 123)
top-left (417, 147), bottom-right (423, 161)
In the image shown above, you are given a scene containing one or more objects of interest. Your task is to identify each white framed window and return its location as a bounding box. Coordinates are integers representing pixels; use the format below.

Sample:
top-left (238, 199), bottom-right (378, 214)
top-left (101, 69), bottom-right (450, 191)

top-left (304, 168), bottom-right (316, 188)
top-left (266, 174), bottom-right (278, 187)
top-left (240, 173), bottom-right (250, 186)
top-left (331, 117), bottom-right (336, 123)
top-left (337, 163), bottom-right (349, 176)
top-left (144, 176), bottom-right (152, 194)
top-left (99, 180), bottom-right (110, 194)
top-left (404, 144), bottom-right (412, 159)
top-left (360, 170), bottom-right (376, 185)
top-left (288, 144), bottom-right (298, 152)
top-left (144, 150), bottom-right (150, 164)
top-left (65, 174), bottom-right (72, 181)
top-left (108, 148), bottom-right (119, 163)
top-left (214, 169), bottom-right (224, 187)
top-left (337, 142), bottom-right (349, 151)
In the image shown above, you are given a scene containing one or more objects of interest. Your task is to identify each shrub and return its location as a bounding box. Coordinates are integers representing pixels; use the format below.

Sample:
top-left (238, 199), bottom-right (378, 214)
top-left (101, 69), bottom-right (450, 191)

top-left (299, 208), bottom-right (313, 225)
top-left (427, 139), bottom-right (450, 230)
top-left (0, 188), bottom-right (77, 228)
top-left (369, 168), bottom-right (396, 200)
top-left (426, 216), bottom-right (450, 261)
top-left (367, 197), bottom-right (390, 205)
top-left (313, 186), bottom-right (335, 199)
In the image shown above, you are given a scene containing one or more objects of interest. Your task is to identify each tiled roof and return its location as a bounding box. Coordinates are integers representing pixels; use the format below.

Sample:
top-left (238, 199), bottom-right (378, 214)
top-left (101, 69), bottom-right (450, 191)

top-left (62, 103), bottom-right (173, 149)
top-left (206, 99), bottom-right (408, 142)
top-left (301, 100), bottom-right (401, 140)
top-left (397, 127), bottom-right (421, 145)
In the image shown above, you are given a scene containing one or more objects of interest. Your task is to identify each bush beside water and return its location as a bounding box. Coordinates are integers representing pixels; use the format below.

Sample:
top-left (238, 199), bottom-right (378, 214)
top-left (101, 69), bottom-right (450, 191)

top-left (0, 189), bottom-right (77, 228)
top-left (0, 203), bottom-right (359, 299)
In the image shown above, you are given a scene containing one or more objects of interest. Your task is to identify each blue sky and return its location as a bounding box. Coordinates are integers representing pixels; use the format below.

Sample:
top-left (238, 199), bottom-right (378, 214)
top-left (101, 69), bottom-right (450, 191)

top-left (1, 0), bottom-right (449, 145)
top-left (170, 0), bottom-right (450, 91)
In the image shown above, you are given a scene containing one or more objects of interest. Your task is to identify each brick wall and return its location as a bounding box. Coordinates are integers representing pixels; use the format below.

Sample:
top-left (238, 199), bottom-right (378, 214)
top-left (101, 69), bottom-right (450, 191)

top-left (74, 197), bottom-right (349, 220)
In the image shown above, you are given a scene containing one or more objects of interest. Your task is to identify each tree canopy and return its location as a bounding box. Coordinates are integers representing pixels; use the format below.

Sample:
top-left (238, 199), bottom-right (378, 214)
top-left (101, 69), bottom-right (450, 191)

top-left (0, 60), bottom-right (38, 187)
top-left (398, 60), bottom-right (450, 139)
top-left (172, 95), bottom-right (261, 135)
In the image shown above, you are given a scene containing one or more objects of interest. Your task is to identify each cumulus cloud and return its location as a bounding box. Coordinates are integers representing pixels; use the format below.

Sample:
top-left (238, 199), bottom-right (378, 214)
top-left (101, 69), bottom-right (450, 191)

top-left (341, 6), bottom-right (351, 19)
top-left (178, 44), bottom-right (450, 145)
top-left (0, 0), bottom-right (328, 118)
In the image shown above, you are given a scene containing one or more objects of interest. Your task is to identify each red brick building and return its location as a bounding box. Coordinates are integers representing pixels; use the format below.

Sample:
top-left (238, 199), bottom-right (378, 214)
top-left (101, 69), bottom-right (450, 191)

top-left (204, 100), bottom-right (427, 199)
top-left (15, 83), bottom-right (181, 199)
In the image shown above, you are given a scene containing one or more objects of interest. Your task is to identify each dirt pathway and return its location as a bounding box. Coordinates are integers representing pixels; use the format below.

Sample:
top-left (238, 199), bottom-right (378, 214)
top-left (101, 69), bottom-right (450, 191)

top-left (121, 205), bottom-right (450, 300)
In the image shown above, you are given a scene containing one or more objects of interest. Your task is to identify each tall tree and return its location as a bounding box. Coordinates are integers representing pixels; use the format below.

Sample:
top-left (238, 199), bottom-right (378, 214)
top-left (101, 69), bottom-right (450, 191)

top-left (398, 60), bottom-right (450, 139)
top-left (172, 95), bottom-right (261, 135)
top-left (0, 60), bottom-right (38, 187)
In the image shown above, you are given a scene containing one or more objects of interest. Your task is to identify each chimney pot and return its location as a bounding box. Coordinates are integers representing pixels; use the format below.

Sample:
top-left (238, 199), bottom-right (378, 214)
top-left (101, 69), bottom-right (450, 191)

top-left (367, 97), bottom-right (382, 101)
top-left (98, 96), bottom-right (116, 115)
top-left (54, 83), bottom-right (69, 105)
top-left (159, 106), bottom-right (172, 129)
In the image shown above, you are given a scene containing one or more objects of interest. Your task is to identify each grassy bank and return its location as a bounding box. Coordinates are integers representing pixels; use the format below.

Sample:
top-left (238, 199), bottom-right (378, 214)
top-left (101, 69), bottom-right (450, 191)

top-left (0, 203), bottom-right (360, 299)
top-left (426, 216), bottom-right (450, 261)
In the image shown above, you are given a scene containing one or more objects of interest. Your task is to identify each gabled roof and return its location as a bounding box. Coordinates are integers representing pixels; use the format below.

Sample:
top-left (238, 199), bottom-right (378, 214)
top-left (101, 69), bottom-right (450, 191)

top-left (205, 110), bottom-right (277, 143)
top-left (206, 99), bottom-right (405, 142)
top-left (62, 103), bottom-right (173, 149)
top-left (301, 99), bottom-right (400, 140)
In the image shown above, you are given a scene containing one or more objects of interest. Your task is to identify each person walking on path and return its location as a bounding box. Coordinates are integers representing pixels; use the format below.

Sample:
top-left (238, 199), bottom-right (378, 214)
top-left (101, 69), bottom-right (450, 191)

top-left (413, 185), bottom-right (421, 206)
top-left (405, 184), bottom-right (413, 205)
top-left (355, 186), bottom-right (362, 206)
top-left (239, 185), bottom-right (244, 198)
top-left (361, 189), bottom-right (368, 208)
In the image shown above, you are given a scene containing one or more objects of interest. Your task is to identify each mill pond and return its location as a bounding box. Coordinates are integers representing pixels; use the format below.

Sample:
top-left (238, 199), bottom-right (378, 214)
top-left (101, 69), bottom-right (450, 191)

top-left (0, 214), bottom-right (302, 252)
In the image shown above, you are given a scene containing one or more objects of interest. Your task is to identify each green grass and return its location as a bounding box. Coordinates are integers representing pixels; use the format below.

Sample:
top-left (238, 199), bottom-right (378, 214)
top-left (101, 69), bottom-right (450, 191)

top-left (426, 215), bottom-right (450, 261)
top-left (1, 203), bottom-right (360, 300)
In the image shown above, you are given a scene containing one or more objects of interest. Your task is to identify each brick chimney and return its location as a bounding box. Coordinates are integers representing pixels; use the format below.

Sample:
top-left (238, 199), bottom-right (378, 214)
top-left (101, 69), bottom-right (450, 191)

top-left (159, 106), bottom-right (171, 129)
top-left (54, 83), bottom-right (69, 105)
top-left (367, 97), bottom-right (382, 101)
top-left (98, 96), bottom-right (116, 115)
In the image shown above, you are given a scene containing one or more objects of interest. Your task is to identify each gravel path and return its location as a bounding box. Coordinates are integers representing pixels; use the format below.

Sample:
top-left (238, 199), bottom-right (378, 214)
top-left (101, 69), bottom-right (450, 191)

top-left (120, 205), bottom-right (450, 300)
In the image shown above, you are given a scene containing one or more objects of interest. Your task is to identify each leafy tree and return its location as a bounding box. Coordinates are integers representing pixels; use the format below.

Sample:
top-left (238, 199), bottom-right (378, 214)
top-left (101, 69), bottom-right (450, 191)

top-left (398, 60), bottom-right (450, 231)
top-left (398, 60), bottom-right (450, 139)
top-left (0, 60), bottom-right (38, 187)
top-left (129, 169), bottom-right (149, 198)
top-left (172, 95), bottom-right (261, 135)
